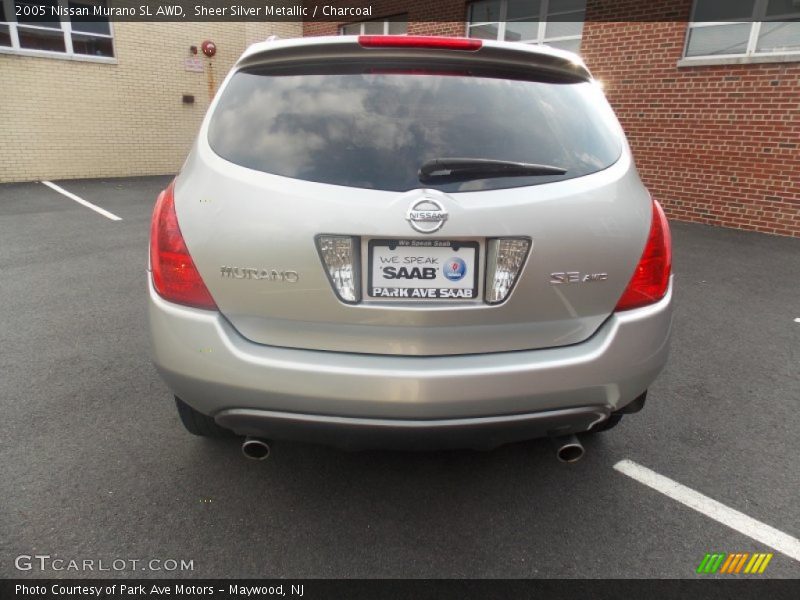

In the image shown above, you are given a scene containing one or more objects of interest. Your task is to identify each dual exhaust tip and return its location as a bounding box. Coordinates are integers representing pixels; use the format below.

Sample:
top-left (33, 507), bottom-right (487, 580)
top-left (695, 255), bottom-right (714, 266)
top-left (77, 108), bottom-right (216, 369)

top-left (241, 434), bottom-right (585, 463)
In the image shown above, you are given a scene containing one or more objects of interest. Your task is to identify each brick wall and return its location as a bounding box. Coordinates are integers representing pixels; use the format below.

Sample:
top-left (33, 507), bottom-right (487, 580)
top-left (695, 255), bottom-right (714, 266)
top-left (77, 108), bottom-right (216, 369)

top-left (304, 0), bottom-right (800, 237)
top-left (581, 1), bottom-right (800, 237)
top-left (0, 21), bottom-right (301, 183)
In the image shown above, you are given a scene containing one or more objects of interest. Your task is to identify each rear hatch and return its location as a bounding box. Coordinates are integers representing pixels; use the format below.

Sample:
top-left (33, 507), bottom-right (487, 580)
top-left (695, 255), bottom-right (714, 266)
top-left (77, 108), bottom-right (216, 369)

top-left (175, 37), bottom-right (651, 356)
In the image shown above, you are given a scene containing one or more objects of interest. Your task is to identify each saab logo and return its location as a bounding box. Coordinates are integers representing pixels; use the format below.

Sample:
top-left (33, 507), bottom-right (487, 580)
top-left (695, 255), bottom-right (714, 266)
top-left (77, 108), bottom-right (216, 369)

top-left (381, 266), bottom-right (437, 280)
top-left (696, 552), bottom-right (773, 574)
top-left (443, 257), bottom-right (467, 281)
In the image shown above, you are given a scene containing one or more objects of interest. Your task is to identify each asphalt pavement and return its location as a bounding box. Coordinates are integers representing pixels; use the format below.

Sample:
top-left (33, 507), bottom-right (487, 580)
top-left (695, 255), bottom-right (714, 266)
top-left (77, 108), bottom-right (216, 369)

top-left (1, 177), bottom-right (798, 579)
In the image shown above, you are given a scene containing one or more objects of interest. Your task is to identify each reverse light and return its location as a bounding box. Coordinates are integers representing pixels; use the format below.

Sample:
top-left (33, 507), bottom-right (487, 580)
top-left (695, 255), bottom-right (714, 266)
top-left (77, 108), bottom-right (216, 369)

top-left (485, 238), bottom-right (531, 304)
top-left (150, 182), bottom-right (217, 310)
top-left (316, 235), bottom-right (360, 304)
top-left (358, 35), bottom-right (482, 51)
top-left (615, 199), bottom-right (672, 311)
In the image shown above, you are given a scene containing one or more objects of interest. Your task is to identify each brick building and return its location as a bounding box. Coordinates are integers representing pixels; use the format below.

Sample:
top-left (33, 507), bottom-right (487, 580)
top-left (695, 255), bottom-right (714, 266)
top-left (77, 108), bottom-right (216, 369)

top-left (305, 0), bottom-right (800, 237)
top-left (0, 5), bottom-right (300, 183)
top-left (2, 0), bottom-right (797, 237)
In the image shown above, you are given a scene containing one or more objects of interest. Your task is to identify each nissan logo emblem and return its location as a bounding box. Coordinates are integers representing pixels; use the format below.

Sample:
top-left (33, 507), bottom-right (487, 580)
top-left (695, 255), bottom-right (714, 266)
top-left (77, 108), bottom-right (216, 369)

top-left (406, 198), bottom-right (448, 234)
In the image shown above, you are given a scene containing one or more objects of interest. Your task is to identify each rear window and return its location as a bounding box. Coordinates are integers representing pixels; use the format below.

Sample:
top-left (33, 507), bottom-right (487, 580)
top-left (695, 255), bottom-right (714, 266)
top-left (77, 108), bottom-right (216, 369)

top-left (208, 64), bottom-right (622, 192)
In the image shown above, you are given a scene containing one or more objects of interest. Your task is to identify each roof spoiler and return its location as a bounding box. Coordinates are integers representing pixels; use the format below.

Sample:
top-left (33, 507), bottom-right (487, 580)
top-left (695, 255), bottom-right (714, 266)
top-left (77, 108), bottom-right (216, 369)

top-left (236, 36), bottom-right (592, 82)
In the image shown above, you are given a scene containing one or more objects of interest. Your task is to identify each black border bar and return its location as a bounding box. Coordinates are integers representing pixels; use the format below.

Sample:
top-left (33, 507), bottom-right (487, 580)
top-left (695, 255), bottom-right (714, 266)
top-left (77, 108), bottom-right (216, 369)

top-left (3, 579), bottom-right (800, 600)
top-left (8, 0), bottom-right (775, 23)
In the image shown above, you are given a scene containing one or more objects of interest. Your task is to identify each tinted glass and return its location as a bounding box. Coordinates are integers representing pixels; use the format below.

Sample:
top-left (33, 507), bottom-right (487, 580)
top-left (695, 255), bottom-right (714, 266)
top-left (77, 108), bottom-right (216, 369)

top-left (387, 19), bottom-right (408, 35)
top-left (208, 68), bottom-right (621, 193)
top-left (17, 26), bottom-right (65, 51)
top-left (766, 0), bottom-right (800, 17)
top-left (504, 20), bottom-right (539, 41)
top-left (468, 23), bottom-right (500, 39)
top-left (547, 0), bottom-right (586, 16)
top-left (686, 23), bottom-right (751, 56)
top-left (72, 32), bottom-right (113, 56)
top-left (756, 20), bottom-right (800, 52)
top-left (69, 1), bottom-right (111, 35)
top-left (468, 0), bottom-right (501, 23)
top-left (692, 0), bottom-right (754, 21)
top-left (14, 0), bottom-right (61, 28)
top-left (507, 0), bottom-right (541, 20)
top-left (545, 19), bottom-right (584, 38)
top-left (362, 21), bottom-right (383, 34)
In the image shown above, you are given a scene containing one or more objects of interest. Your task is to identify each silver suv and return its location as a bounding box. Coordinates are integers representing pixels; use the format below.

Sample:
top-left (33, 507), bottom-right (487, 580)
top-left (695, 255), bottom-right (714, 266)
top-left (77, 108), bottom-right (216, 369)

top-left (148, 35), bottom-right (672, 460)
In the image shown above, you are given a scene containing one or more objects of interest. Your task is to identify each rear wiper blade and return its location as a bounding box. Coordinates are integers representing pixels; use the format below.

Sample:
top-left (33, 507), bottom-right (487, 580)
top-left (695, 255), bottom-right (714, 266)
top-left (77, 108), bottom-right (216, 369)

top-left (418, 158), bottom-right (567, 184)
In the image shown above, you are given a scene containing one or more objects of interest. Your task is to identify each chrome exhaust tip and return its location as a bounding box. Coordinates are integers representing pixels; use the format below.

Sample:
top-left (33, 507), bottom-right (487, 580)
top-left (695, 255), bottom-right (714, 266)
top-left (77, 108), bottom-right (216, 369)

top-left (241, 437), bottom-right (271, 460)
top-left (550, 434), bottom-right (584, 463)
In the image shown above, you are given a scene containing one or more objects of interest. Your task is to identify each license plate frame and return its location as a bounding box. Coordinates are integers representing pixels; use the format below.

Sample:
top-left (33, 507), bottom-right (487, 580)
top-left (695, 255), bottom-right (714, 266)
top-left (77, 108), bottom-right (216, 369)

top-left (367, 239), bottom-right (480, 301)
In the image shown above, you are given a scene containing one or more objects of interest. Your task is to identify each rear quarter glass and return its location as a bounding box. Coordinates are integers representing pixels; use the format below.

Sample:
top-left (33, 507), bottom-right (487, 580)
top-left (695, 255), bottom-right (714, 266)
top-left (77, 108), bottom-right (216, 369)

top-left (206, 64), bottom-right (622, 193)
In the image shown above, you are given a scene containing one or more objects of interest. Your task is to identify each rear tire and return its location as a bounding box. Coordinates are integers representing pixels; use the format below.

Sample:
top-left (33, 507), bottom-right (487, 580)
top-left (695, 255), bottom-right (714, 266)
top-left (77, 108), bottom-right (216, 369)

top-left (175, 396), bottom-right (235, 438)
top-left (587, 413), bottom-right (623, 434)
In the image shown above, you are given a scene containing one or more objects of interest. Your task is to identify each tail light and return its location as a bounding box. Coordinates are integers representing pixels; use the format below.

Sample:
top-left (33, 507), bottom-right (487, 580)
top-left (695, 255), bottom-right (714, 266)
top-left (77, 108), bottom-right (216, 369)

top-left (615, 199), bottom-right (672, 311)
top-left (485, 238), bottom-right (531, 304)
top-left (150, 182), bottom-right (217, 310)
top-left (358, 35), bottom-right (482, 51)
top-left (316, 235), bottom-right (360, 304)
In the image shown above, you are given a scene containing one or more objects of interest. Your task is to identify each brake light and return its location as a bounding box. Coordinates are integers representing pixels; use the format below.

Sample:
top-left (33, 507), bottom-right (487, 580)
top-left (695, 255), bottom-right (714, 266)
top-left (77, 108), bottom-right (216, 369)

top-left (358, 35), bottom-right (482, 51)
top-left (150, 182), bottom-right (217, 310)
top-left (615, 199), bottom-right (672, 311)
top-left (367, 68), bottom-right (472, 77)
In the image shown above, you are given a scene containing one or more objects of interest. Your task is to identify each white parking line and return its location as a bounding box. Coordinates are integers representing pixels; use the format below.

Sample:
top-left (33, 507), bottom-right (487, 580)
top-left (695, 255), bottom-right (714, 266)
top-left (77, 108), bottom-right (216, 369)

top-left (614, 459), bottom-right (800, 562)
top-left (41, 181), bottom-right (122, 221)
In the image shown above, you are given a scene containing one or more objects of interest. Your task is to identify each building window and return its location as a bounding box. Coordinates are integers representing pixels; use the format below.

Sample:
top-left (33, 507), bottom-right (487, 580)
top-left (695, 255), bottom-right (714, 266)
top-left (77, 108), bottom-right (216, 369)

top-left (340, 15), bottom-right (408, 36)
top-left (684, 0), bottom-right (800, 59)
top-left (466, 0), bottom-right (585, 54)
top-left (0, 0), bottom-right (114, 60)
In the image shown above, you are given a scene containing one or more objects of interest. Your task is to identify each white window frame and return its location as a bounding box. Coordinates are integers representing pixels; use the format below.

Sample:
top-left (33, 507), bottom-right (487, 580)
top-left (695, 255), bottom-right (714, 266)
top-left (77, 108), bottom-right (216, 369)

top-left (0, 0), bottom-right (116, 63)
top-left (681, 0), bottom-right (800, 65)
top-left (465, 0), bottom-right (585, 50)
top-left (339, 17), bottom-right (408, 36)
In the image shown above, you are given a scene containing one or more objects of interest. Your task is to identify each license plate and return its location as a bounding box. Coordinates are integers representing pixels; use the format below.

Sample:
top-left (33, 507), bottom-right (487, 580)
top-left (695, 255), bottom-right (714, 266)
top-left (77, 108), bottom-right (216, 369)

top-left (368, 239), bottom-right (479, 300)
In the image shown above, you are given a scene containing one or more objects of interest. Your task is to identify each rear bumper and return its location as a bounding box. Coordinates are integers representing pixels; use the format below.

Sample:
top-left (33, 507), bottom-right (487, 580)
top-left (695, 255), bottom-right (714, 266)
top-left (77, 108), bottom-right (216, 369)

top-left (216, 406), bottom-right (609, 450)
top-left (149, 278), bottom-right (672, 443)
